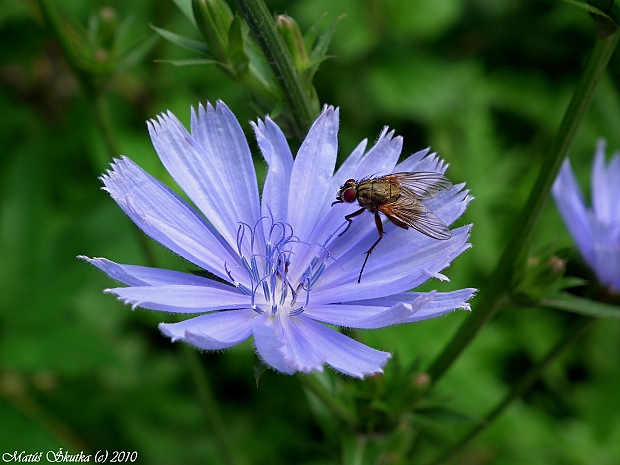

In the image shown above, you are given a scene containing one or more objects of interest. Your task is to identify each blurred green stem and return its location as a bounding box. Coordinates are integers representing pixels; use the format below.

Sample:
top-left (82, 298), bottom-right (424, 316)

top-left (342, 434), bottom-right (367, 465)
top-left (92, 94), bottom-right (121, 161)
top-left (235, 0), bottom-right (317, 138)
top-left (430, 316), bottom-right (596, 465)
top-left (426, 25), bottom-right (620, 385)
top-left (1, 373), bottom-right (90, 454)
top-left (296, 373), bottom-right (359, 426)
top-left (183, 345), bottom-right (244, 465)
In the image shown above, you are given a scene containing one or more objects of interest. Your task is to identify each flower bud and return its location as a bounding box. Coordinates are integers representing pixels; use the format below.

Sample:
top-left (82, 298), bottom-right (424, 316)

top-left (512, 251), bottom-right (567, 305)
top-left (192, 0), bottom-right (233, 61)
top-left (275, 15), bottom-right (309, 74)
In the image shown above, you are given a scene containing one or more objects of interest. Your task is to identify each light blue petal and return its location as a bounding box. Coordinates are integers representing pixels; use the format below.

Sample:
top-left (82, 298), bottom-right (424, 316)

top-left (592, 139), bottom-right (620, 226)
top-left (159, 309), bottom-right (255, 349)
top-left (105, 284), bottom-right (249, 313)
top-left (101, 157), bottom-right (237, 280)
top-left (148, 102), bottom-right (261, 254)
top-left (251, 312), bottom-right (321, 374)
top-left (358, 225), bottom-right (471, 288)
top-left (591, 217), bottom-right (620, 292)
top-left (318, 137), bottom-right (368, 233)
top-left (287, 106), bottom-right (339, 242)
top-left (252, 117), bottom-right (294, 224)
top-left (423, 183), bottom-right (473, 227)
top-left (552, 159), bottom-right (594, 266)
top-left (395, 148), bottom-right (448, 174)
top-left (79, 256), bottom-right (232, 289)
top-left (608, 153), bottom-right (620, 223)
top-left (332, 138), bottom-right (368, 182)
top-left (291, 188), bottom-right (364, 281)
top-left (592, 139), bottom-right (611, 224)
top-left (294, 317), bottom-right (391, 378)
top-left (313, 226), bottom-right (472, 303)
top-left (350, 288), bottom-right (476, 322)
top-left (250, 313), bottom-right (291, 373)
top-left (278, 313), bottom-right (326, 373)
top-left (351, 127), bottom-right (402, 178)
top-left (303, 292), bottom-right (433, 329)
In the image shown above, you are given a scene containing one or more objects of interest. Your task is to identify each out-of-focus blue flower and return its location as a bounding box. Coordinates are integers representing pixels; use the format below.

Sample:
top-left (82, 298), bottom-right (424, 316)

top-left (552, 139), bottom-right (620, 293)
top-left (81, 101), bottom-right (474, 378)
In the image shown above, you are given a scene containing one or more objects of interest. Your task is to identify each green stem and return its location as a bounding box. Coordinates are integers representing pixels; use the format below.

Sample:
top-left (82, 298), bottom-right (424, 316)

top-left (296, 373), bottom-right (359, 426)
top-left (182, 345), bottom-right (243, 465)
top-left (91, 93), bottom-right (121, 160)
top-left (426, 26), bottom-right (620, 385)
top-left (341, 434), bottom-right (367, 465)
top-left (430, 316), bottom-right (596, 465)
top-left (234, 0), bottom-right (317, 138)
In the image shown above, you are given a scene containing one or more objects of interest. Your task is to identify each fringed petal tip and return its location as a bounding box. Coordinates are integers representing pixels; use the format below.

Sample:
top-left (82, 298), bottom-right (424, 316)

top-left (103, 289), bottom-right (141, 311)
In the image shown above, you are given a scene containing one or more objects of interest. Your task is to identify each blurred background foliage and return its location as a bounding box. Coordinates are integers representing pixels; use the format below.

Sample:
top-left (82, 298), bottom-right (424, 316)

top-left (1, 0), bottom-right (620, 463)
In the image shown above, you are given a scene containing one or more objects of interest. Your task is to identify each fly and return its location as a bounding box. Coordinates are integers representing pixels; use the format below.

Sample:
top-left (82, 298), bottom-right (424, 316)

top-left (332, 172), bottom-right (452, 283)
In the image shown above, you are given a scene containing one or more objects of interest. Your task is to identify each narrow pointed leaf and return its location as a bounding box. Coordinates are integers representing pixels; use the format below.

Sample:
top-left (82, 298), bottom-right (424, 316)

top-left (541, 293), bottom-right (620, 319)
top-left (151, 25), bottom-right (210, 55)
top-left (171, 0), bottom-right (198, 28)
top-left (156, 58), bottom-right (221, 66)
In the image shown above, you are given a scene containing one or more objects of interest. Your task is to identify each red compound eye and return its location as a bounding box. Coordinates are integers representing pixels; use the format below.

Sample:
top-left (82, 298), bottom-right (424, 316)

top-left (343, 187), bottom-right (357, 203)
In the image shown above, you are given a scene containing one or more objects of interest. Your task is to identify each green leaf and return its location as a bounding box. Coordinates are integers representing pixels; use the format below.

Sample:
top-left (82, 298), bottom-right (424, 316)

top-left (155, 58), bottom-right (221, 66)
top-left (227, 15), bottom-right (249, 75)
top-left (171, 0), bottom-right (197, 28)
top-left (541, 293), bottom-right (620, 319)
top-left (307, 15), bottom-right (341, 81)
top-left (302, 13), bottom-right (327, 51)
top-left (561, 0), bottom-right (606, 14)
top-left (116, 33), bottom-right (161, 73)
top-left (192, 0), bottom-right (233, 62)
top-left (586, 0), bottom-right (620, 32)
top-left (150, 24), bottom-right (210, 55)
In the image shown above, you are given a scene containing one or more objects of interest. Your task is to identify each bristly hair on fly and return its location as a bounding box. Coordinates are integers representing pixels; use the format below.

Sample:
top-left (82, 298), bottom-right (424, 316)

top-left (332, 172), bottom-right (452, 283)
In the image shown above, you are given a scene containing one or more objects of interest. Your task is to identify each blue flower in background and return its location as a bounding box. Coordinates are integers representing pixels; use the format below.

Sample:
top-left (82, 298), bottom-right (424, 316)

top-left (553, 140), bottom-right (620, 294)
top-left (81, 101), bottom-right (474, 378)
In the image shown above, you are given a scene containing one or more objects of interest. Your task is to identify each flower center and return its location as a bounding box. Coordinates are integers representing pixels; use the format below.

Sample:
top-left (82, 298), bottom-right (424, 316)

top-left (225, 216), bottom-right (335, 316)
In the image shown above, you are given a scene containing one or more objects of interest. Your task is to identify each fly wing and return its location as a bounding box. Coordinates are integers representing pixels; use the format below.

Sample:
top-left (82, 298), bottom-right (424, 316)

top-left (384, 172), bottom-right (452, 200)
top-left (379, 189), bottom-right (451, 240)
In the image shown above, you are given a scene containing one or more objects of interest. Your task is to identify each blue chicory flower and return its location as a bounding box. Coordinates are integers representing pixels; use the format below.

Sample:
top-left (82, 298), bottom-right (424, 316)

top-left (552, 139), bottom-right (620, 293)
top-left (81, 101), bottom-right (475, 378)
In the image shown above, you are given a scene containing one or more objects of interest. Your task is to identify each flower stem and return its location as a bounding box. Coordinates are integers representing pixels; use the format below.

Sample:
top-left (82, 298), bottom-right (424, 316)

top-left (426, 25), bottom-right (620, 385)
top-left (234, 0), bottom-right (317, 138)
top-left (296, 373), bottom-right (359, 426)
top-left (430, 316), bottom-right (596, 465)
top-left (91, 93), bottom-right (121, 161)
top-left (182, 345), bottom-right (244, 465)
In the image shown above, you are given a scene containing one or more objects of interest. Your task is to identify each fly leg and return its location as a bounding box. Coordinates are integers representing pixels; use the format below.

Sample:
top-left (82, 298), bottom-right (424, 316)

top-left (339, 207), bottom-right (366, 237)
top-left (358, 212), bottom-right (384, 283)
